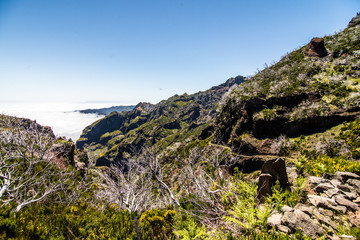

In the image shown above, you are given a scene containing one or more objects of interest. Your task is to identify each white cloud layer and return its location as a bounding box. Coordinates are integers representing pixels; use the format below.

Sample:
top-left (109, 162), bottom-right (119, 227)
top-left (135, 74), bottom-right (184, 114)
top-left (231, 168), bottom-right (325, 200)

top-left (0, 102), bottom-right (122, 140)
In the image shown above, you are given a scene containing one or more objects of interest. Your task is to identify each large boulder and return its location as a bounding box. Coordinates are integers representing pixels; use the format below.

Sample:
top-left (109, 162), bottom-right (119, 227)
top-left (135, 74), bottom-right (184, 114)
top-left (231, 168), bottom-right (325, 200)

top-left (256, 158), bottom-right (290, 203)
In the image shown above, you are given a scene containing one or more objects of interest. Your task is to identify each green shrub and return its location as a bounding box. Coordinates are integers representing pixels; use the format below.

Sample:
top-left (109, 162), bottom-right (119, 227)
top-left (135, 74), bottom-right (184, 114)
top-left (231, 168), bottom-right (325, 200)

top-left (338, 119), bottom-right (360, 159)
top-left (1, 203), bottom-right (137, 239)
top-left (140, 208), bottom-right (176, 240)
top-left (304, 155), bottom-right (360, 176)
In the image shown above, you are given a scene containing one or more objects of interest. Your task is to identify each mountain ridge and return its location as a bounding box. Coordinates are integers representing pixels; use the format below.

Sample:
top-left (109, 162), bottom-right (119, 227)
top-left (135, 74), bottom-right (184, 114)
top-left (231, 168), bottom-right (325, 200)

top-left (76, 76), bottom-right (245, 164)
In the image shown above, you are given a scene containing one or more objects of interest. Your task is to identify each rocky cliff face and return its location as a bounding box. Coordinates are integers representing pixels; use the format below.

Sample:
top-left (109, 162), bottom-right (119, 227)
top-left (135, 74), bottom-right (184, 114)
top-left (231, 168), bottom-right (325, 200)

top-left (215, 19), bottom-right (360, 150)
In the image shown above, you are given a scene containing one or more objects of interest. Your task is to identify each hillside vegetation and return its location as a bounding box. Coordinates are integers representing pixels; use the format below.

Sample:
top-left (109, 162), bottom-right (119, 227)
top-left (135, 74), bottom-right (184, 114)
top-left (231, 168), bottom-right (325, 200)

top-left (1, 14), bottom-right (360, 239)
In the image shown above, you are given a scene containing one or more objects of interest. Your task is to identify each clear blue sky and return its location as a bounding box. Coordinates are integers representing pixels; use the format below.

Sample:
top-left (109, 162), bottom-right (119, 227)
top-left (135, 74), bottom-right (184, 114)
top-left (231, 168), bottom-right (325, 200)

top-left (0, 0), bottom-right (359, 104)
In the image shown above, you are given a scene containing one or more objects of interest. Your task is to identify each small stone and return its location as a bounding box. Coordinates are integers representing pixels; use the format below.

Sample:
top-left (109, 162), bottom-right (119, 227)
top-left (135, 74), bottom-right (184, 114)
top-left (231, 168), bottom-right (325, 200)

top-left (324, 188), bottom-right (340, 198)
top-left (339, 234), bottom-right (356, 240)
top-left (308, 176), bottom-right (326, 186)
top-left (334, 195), bottom-right (359, 211)
top-left (281, 205), bottom-right (293, 213)
top-left (318, 208), bottom-right (333, 217)
top-left (330, 179), bottom-right (342, 188)
top-left (277, 224), bottom-right (291, 234)
top-left (354, 197), bottom-right (360, 204)
top-left (295, 203), bottom-right (313, 216)
top-left (337, 184), bottom-right (359, 200)
top-left (315, 183), bottom-right (335, 193)
top-left (346, 179), bottom-right (360, 195)
top-left (339, 184), bottom-right (352, 192)
top-left (267, 212), bottom-right (282, 227)
top-left (308, 194), bottom-right (347, 213)
top-left (287, 167), bottom-right (298, 184)
top-left (341, 190), bottom-right (359, 200)
top-left (349, 210), bottom-right (360, 228)
top-left (335, 171), bottom-right (360, 183)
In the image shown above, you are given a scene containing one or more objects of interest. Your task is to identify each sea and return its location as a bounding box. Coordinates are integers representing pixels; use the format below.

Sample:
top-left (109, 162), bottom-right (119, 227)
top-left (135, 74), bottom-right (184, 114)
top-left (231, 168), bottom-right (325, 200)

top-left (0, 102), bottom-right (127, 141)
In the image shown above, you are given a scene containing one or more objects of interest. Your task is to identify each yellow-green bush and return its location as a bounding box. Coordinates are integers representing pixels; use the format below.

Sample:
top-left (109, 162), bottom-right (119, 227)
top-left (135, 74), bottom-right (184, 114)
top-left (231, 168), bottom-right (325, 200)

top-left (140, 208), bottom-right (176, 240)
top-left (304, 155), bottom-right (360, 176)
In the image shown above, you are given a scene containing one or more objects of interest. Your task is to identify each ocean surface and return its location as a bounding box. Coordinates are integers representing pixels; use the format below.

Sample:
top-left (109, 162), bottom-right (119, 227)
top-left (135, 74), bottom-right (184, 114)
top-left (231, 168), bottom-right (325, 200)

top-left (0, 102), bottom-right (127, 141)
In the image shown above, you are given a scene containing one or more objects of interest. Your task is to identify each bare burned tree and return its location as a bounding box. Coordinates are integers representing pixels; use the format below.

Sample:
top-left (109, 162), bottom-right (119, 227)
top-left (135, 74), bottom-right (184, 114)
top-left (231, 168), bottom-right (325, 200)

top-left (139, 147), bottom-right (180, 206)
top-left (0, 115), bottom-right (73, 212)
top-left (179, 147), bottom-right (235, 225)
top-left (96, 159), bottom-right (154, 212)
top-left (95, 148), bottom-right (181, 240)
top-left (96, 146), bottom-right (179, 211)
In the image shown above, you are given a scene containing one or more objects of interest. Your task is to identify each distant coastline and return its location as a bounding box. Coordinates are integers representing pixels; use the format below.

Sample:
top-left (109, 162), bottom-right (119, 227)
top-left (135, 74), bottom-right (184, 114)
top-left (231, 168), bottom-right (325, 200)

top-left (75, 105), bottom-right (135, 116)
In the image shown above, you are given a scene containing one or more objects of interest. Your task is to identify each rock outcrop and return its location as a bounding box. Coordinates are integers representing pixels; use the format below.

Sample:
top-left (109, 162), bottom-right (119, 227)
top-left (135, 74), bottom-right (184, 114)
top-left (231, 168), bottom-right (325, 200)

top-left (309, 171), bottom-right (360, 212)
top-left (348, 13), bottom-right (360, 28)
top-left (52, 137), bottom-right (89, 171)
top-left (304, 37), bottom-right (328, 57)
top-left (267, 171), bottom-right (360, 239)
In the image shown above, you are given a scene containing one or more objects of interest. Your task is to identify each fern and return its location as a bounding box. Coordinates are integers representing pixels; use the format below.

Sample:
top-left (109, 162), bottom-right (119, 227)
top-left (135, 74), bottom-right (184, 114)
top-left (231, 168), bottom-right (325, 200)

top-left (174, 216), bottom-right (208, 240)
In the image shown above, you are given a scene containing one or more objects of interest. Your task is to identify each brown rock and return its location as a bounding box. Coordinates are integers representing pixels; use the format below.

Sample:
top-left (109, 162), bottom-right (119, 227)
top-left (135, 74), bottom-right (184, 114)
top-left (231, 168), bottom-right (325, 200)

top-left (308, 176), bottom-right (326, 186)
top-left (318, 208), bottom-right (334, 217)
top-left (312, 207), bottom-right (337, 229)
top-left (324, 188), bottom-right (341, 198)
top-left (330, 179), bottom-right (342, 188)
top-left (295, 203), bottom-right (313, 216)
top-left (256, 158), bottom-right (290, 203)
top-left (305, 38), bottom-right (328, 58)
top-left (261, 158), bottom-right (290, 189)
top-left (51, 139), bottom-right (76, 168)
top-left (256, 173), bottom-right (274, 203)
